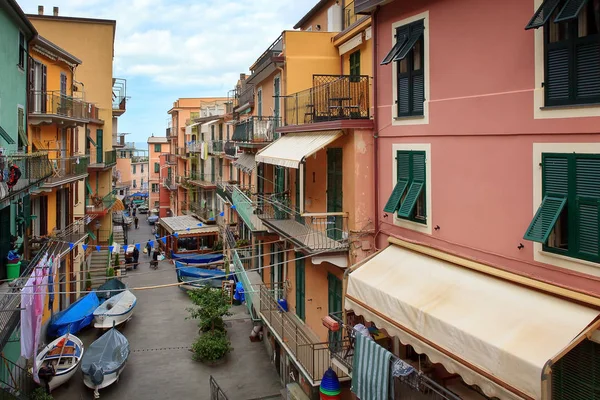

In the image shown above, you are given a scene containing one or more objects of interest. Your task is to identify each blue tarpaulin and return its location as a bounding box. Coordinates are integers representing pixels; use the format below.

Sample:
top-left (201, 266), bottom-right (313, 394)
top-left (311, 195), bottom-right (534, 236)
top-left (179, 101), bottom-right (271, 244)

top-left (48, 291), bottom-right (101, 337)
top-left (130, 192), bottom-right (148, 197)
top-left (170, 252), bottom-right (224, 264)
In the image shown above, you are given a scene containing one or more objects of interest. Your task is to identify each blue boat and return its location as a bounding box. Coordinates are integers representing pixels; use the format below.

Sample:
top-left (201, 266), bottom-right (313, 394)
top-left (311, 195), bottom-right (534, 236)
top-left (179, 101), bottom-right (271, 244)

top-left (175, 263), bottom-right (232, 290)
top-left (48, 292), bottom-right (101, 337)
top-left (170, 252), bottom-right (224, 264)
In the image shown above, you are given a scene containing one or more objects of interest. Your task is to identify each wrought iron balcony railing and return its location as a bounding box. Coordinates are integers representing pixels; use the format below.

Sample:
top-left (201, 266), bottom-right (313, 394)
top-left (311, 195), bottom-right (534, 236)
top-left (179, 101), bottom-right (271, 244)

top-left (208, 140), bottom-right (224, 155)
top-left (88, 149), bottom-right (117, 168)
top-left (163, 176), bottom-right (178, 190)
top-left (86, 191), bottom-right (116, 215)
top-left (44, 155), bottom-right (89, 186)
top-left (258, 194), bottom-right (349, 253)
top-left (28, 90), bottom-right (94, 121)
top-left (184, 172), bottom-right (220, 188)
top-left (165, 154), bottom-right (177, 164)
top-left (231, 116), bottom-right (281, 144)
top-left (260, 284), bottom-right (348, 385)
top-left (236, 84), bottom-right (255, 109)
top-left (112, 78), bottom-right (127, 115)
top-left (284, 75), bottom-right (370, 126)
top-left (0, 152), bottom-right (52, 203)
top-left (224, 141), bottom-right (237, 157)
top-left (232, 186), bottom-right (264, 232)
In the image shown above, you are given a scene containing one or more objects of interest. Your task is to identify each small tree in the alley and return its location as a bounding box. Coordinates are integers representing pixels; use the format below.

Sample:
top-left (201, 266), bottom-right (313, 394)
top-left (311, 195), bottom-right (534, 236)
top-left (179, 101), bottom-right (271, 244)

top-left (187, 287), bottom-right (232, 362)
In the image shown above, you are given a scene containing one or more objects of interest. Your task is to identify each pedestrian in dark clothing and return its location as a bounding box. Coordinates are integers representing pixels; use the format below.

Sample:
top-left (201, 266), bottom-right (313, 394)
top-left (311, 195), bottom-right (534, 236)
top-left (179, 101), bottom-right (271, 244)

top-left (132, 247), bottom-right (140, 269)
top-left (134, 216), bottom-right (139, 229)
top-left (146, 241), bottom-right (152, 256)
top-left (150, 249), bottom-right (159, 269)
top-left (133, 208), bottom-right (136, 217)
top-left (39, 362), bottom-right (55, 394)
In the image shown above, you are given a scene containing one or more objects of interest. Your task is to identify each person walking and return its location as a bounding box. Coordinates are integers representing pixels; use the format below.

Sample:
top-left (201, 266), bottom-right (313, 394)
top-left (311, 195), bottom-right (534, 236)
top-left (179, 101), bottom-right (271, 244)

top-left (38, 362), bottom-right (55, 394)
top-left (132, 246), bottom-right (140, 269)
top-left (133, 207), bottom-right (137, 217)
top-left (150, 248), bottom-right (159, 269)
top-left (134, 216), bottom-right (139, 229)
top-left (145, 240), bottom-right (152, 256)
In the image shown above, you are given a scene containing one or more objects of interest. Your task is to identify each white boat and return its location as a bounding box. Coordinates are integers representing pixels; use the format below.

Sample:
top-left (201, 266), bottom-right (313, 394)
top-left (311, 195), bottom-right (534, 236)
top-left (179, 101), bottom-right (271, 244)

top-left (93, 290), bottom-right (137, 329)
top-left (82, 327), bottom-right (130, 398)
top-left (35, 334), bottom-right (84, 392)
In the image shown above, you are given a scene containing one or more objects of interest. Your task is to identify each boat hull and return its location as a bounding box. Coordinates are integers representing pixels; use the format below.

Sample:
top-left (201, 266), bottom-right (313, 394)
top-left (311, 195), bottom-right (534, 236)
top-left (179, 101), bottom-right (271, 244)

top-left (93, 308), bottom-right (134, 329)
top-left (82, 360), bottom-right (127, 391)
top-left (35, 334), bottom-right (84, 392)
top-left (93, 290), bottom-right (137, 330)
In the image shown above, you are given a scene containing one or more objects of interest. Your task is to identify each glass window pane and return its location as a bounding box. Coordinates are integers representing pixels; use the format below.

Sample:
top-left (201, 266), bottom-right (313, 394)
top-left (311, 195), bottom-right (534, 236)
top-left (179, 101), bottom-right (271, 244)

top-left (413, 40), bottom-right (422, 71)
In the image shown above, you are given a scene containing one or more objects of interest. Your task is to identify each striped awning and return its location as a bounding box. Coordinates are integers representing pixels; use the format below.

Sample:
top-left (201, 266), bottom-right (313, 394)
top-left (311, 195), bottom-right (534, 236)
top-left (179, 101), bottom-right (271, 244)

top-left (232, 153), bottom-right (256, 173)
top-left (255, 130), bottom-right (343, 169)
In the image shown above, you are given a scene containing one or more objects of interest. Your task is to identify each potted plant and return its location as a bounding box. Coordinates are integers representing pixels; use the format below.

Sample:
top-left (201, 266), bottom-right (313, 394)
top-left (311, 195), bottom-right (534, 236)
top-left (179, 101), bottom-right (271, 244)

top-left (106, 266), bottom-right (115, 277)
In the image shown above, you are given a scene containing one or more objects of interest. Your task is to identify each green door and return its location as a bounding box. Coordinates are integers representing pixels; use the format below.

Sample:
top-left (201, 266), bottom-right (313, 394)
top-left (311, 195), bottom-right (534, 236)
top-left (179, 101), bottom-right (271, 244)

top-left (274, 166), bottom-right (286, 219)
top-left (349, 50), bottom-right (360, 82)
top-left (96, 129), bottom-right (103, 163)
top-left (328, 273), bottom-right (342, 350)
top-left (327, 148), bottom-right (343, 240)
top-left (295, 253), bottom-right (305, 321)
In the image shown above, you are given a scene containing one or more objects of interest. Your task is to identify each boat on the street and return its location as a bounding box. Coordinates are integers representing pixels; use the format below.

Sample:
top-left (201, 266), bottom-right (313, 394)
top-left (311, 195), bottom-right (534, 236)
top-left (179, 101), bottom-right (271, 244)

top-left (47, 292), bottom-right (101, 337)
top-left (35, 333), bottom-right (84, 392)
top-left (82, 327), bottom-right (130, 399)
top-left (93, 290), bottom-right (137, 329)
top-left (97, 278), bottom-right (126, 301)
top-left (175, 262), bottom-right (232, 290)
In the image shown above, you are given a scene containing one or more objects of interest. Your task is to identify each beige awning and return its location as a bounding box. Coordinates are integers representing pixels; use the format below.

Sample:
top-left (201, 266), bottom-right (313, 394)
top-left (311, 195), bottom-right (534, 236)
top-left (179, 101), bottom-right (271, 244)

top-left (232, 153), bottom-right (256, 173)
top-left (185, 122), bottom-right (201, 135)
top-left (255, 130), bottom-right (343, 169)
top-left (346, 241), bottom-right (600, 400)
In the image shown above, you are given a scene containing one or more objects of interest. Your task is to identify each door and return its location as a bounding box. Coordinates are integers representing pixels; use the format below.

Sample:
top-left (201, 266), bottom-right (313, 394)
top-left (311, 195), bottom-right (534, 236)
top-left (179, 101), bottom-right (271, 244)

top-left (33, 62), bottom-right (44, 113)
top-left (295, 253), bottom-right (305, 321)
top-left (40, 196), bottom-right (48, 236)
top-left (328, 273), bottom-right (343, 351)
top-left (96, 129), bottom-right (103, 163)
top-left (349, 50), bottom-right (361, 81)
top-left (327, 148), bottom-right (343, 240)
top-left (273, 76), bottom-right (280, 127)
top-left (60, 73), bottom-right (67, 114)
top-left (274, 166), bottom-right (286, 219)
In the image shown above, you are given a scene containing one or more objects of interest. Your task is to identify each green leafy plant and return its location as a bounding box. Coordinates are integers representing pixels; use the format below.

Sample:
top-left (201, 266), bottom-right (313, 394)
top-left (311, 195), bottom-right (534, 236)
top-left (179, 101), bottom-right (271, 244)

top-left (235, 239), bottom-right (249, 249)
top-left (31, 388), bottom-right (54, 400)
top-left (187, 287), bottom-right (231, 332)
top-left (113, 253), bottom-right (120, 267)
top-left (191, 330), bottom-right (231, 362)
top-left (212, 241), bottom-right (223, 251)
top-left (106, 267), bottom-right (115, 277)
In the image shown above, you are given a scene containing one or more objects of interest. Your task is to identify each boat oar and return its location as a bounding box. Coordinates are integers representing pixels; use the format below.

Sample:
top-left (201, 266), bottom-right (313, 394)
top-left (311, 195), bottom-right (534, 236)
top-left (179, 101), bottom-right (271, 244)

top-left (55, 326), bottom-right (71, 369)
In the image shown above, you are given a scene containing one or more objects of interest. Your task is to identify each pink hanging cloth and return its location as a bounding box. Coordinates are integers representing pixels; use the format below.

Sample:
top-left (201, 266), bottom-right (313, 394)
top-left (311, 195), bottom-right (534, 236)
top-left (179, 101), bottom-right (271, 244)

top-left (20, 276), bottom-right (36, 359)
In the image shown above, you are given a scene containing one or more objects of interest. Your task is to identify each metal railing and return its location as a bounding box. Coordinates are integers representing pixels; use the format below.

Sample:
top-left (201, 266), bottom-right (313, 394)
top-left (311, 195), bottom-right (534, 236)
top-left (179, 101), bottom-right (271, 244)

top-left (44, 155), bottom-right (89, 185)
top-left (54, 216), bottom-right (91, 244)
top-left (216, 181), bottom-right (235, 203)
top-left (284, 74), bottom-right (370, 126)
top-left (176, 147), bottom-right (188, 158)
top-left (166, 127), bottom-right (172, 137)
top-left (0, 350), bottom-right (35, 399)
top-left (112, 78), bottom-right (127, 114)
top-left (231, 248), bottom-right (257, 320)
top-left (185, 172), bottom-right (220, 186)
top-left (208, 141), bottom-right (224, 155)
top-left (86, 191), bottom-right (116, 214)
top-left (88, 150), bottom-right (116, 167)
top-left (104, 150), bottom-right (117, 166)
top-left (209, 376), bottom-right (229, 400)
top-left (250, 35), bottom-right (283, 74)
top-left (236, 84), bottom-right (255, 108)
top-left (231, 116), bottom-right (281, 143)
top-left (28, 90), bottom-right (93, 120)
top-left (259, 284), bottom-right (348, 384)
top-left (258, 194), bottom-right (349, 252)
top-left (163, 176), bottom-right (177, 190)
top-left (343, 1), bottom-right (358, 29)
top-left (0, 152), bottom-right (52, 202)
top-left (165, 154), bottom-right (177, 164)
top-left (224, 141), bottom-right (237, 157)
top-left (232, 186), bottom-right (262, 231)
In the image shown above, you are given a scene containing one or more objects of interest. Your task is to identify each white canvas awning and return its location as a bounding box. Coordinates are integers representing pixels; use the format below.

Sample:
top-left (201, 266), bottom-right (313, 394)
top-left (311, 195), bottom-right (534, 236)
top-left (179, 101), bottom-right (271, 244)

top-left (346, 241), bottom-right (600, 400)
top-left (185, 122), bottom-right (201, 135)
top-left (255, 130), bottom-right (343, 169)
top-left (232, 153), bottom-right (256, 173)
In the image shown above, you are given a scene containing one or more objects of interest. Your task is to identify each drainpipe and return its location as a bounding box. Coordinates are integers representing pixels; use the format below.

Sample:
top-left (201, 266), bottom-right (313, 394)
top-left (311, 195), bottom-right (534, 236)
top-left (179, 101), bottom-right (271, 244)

top-left (372, 7), bottom-right (380, 246)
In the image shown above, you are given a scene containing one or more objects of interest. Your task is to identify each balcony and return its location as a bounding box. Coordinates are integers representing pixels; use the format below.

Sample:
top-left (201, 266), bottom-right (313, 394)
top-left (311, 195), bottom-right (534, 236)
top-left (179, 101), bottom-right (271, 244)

top-left (216, 181), bottom-right (235, 203)
top-left (224, 141), bottom-right (238, 158)
top-left (235, 84), bottom-right (255, 111)
top-left (165, 154), bottom-right (177, 165)
top-left (207, 140), bottom-right (224, 155)
top-left (232, 186), bottom-right (265, 232)
top-left (162, 176), bottom-right (178, 191)
top-left (185, 172), bottom-right (218, 189)
top-left (259, 284), bottom-right (349, 385)
top-left (42, 155), bottom-right (89, 187)
top-left (283, 75), bottom-right (369, 126)
top-left (86, 191), bottom-right (116, 215)
top-left (0, 152), bottom-right (52, 206)
top-left (28, 91), bottom-right (94, 126)
top-left (112, 78), bottom-right (127, 116)
top-left (247, 35), bottom-right (283, 85)
top-left (259, 196), bottom-right (349, 253)
top-left (88, 149), bottom-right (117, 169)
top-left (54, 216), bottom-right (92, 245)
top-left (354, 0), bottom-right (387, 14)
top-left (232, 116), bottom-right (281, 145)
top-left (175, 147), bottom-right (188, 159)
top-left (231, 247), bottom-right (262, 321)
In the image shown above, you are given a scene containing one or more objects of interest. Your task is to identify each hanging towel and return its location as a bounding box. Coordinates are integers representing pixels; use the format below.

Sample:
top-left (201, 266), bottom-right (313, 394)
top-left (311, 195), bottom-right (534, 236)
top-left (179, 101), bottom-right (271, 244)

top-left (351, 331), bottom-right (392, 400)
top-left (20, 276), bottom-right (36, 359)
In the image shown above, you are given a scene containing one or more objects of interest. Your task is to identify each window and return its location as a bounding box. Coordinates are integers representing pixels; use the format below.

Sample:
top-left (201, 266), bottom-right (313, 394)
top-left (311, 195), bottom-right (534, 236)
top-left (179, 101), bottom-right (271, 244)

top-left (349, 50), bottom-right (361, 82)
top-left (17, 106), bottom-right (27, 147)
top-left (152, 183), bottom-right (159, 193)
top-left (133, 180), bottom-right (137, 188)
top-left (384, 150), bottom-right (426, 224)
top-left (154, 144), bottom-right (161, 152)
top-left (219, 158), bottom-right (223, 179)
top-left (154, 201), bottom-right (160, 208)
top-left (18, 32), bottom-right (25, 69)
top-left (132, 164), bottom-right (136, 174)
top-left (154, 163), bottom-right (160, 173)
top-left (551, 339), bottom-right (600, 398)
top-left (211, 125), bottom-right (215, 141)
top-left (295, 253), bottom-right (305, 321)
top-left (382, 19), bottom-right (425, 117)
top-left (141, 164), bottom-right (144, 173)
top-left (526, 0), bottom-right (600, 106)
top-left (257, 88), bottom-right (263, 117)
top-left (219, 123), bottom-right (223, 141)
top-left (141, 178), bottom-right (144, 188)
top-left (524, 153), bottom-right (600, 263)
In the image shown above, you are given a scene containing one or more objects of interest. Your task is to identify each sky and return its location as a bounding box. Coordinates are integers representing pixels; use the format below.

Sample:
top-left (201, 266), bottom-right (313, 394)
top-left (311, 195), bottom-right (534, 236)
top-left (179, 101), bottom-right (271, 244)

top-left (19, 0), bottom-right (318, 142)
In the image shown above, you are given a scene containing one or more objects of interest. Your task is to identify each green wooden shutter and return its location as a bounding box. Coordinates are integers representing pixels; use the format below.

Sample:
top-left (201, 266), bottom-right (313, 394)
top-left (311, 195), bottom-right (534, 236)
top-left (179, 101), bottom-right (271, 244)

top-left (575, 157), bottom-right (600, 258)
top-left (551, 339), bottom-right (600, 399)
top-left (383, 180), bottom-right (408, 213)
top-left (23, 194), bottom-right (31, 225)
top-left (525, 0), bottom-right (562, 30)
top-left (523, 195), bottom-right (567, 242)
top-left (350, 50), bottom-right (360, 82)
top-left (384, 151), bottom-right (411, 213)
top-left (96, 129), bottom-right (103, 163)
top-left (154, 144), bottom-right (161, 152)
top-left (543, 155), bottom-right (569, 195)
top-left (132, 164), bottom-right (136, 174)
top-left (327, 148), bottom-right (343, 240)
top-left (295, 253), bottom-right (305, 321)
top-left (328, 273), bottom-right (342, 350)
top-left (210, 158), bottom-right (215, 182)
top-left (398, 182), bottom-right (424, 217)
top-left (154, 163), bottom-right (160, 173)
top-left (398, 151), bottom-right (425, 218)
top-left (85, 180), bottom-right (93, 195)
top-left (554, 0), bottom-right (587, 22)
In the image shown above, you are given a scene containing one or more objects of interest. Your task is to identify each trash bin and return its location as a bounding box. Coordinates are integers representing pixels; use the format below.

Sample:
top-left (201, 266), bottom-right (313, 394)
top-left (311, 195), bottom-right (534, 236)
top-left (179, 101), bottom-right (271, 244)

top-left (7, 261), bottom-right (21, 282)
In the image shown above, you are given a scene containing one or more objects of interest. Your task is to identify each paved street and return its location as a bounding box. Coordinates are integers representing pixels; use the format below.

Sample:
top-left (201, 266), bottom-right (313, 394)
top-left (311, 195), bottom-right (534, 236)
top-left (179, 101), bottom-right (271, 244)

top-left (52, 219), bottom-right (281, 400)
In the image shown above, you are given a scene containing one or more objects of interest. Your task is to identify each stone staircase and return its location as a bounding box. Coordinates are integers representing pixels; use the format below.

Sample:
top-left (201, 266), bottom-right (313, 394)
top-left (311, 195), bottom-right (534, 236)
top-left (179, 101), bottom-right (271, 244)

top-left (113, 225), bottom-right (126, 245)
top-left (89, 248), bottom-right (110, 288)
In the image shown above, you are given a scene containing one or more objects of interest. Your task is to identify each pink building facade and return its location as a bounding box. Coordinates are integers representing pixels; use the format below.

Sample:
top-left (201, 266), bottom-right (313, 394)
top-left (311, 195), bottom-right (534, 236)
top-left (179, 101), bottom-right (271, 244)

top-left (341, 1), bottom-right (600, 399)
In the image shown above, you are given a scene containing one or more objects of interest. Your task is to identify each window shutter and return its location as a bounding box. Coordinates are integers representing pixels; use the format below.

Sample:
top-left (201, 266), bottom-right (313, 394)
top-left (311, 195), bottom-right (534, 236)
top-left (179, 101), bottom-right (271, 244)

top-left (575, 157), bottom-right (600, 198)
top-left (523, 195), bottom-right (567, 242)
top-left (554, 0), bottom-right (588, 22)
top-left (383, 180), bottom-right (408, 213)
top-left (546, 48), bottom-right (571, 103)
top-left (412, 75), bottom-right (425, 114)
top-left (23, 194), bottom-right (31, 225)
top-left (28, 56), bottom-right (34, 109)
top-left (575, 157), bottom-right (600, 258)
top-left (393, 24), bottom-right (424, 63)
top-left (525, 0), bottom-right (562, 29)
top-left (412, 152), bottom-right (426, 183)
top-left (85, 180), bottom-right (93, 195)
top-left (381, 26), bottom-right (409, 65)
top-left (154, 163), bottom-right (160, 173)
top-left (543, 155), bottom-right (569, 196)
top-left (575, 42), bottom-right (600, 101)
top-left (41, 65), bottom-right (47, 113)
top-left (397, 77), bottom-right (410, 115)
top-left (576, 201), bottom-right (599, 257)
top-left (398, 182), bottom-right (424, 218)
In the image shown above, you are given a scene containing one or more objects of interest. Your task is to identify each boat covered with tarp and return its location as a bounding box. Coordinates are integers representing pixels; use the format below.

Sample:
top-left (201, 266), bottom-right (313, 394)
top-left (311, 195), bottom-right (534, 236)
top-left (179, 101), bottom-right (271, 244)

top-left (48, 292), bottom-right (101, 337)
top-left (97, 278), bottom-right (126, 301)
top-left (175, 263), bottom-right (232, 290)
top-left (82, 327), bottom-right (130, 398)
top-left (170, 252), bottom-right (224, 264)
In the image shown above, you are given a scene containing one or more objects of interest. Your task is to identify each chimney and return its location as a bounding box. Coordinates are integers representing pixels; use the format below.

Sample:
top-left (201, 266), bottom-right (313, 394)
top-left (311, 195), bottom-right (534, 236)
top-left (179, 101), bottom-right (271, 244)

top-left (38, 5), bottom-right (43, 15)
top-left (239, 73), bottom-right (246, 82)
top-left (53, 7), bottom-right (59, 16)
